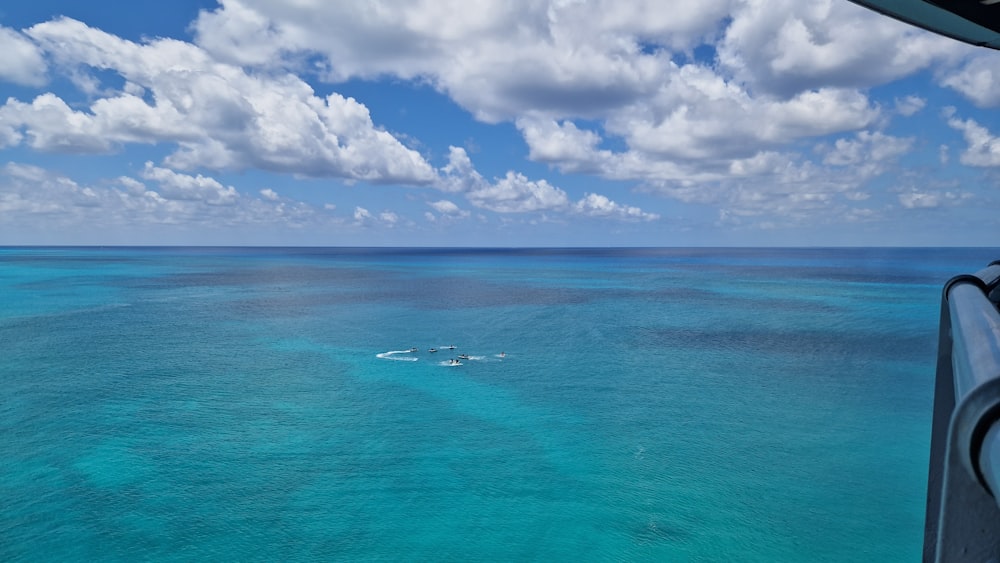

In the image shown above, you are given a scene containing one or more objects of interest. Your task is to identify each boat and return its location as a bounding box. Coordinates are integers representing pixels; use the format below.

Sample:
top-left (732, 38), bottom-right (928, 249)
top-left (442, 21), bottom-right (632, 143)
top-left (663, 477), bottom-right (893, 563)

top-left (458, 354), bottom-right (470, 360)
top-left (428, 348), bottom-right (438, 353)
top-left (408, 347), bottom-right (418, 352)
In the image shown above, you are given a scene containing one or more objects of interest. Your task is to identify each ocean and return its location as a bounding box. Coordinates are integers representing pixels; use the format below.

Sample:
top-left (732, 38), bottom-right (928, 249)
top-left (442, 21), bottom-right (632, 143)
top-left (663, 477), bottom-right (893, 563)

top-left (2, 247), bottom-right (997, 561)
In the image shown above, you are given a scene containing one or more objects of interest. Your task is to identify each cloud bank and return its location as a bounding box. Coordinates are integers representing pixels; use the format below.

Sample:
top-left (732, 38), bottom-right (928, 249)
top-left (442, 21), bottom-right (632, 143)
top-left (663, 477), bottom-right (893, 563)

top-left (0, 0), bottom-right (998, 243)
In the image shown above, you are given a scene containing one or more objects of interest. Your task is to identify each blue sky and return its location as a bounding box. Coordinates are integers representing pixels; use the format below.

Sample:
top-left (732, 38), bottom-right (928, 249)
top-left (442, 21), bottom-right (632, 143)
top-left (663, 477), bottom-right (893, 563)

top-left (0, 0), bottom-right (997, 246)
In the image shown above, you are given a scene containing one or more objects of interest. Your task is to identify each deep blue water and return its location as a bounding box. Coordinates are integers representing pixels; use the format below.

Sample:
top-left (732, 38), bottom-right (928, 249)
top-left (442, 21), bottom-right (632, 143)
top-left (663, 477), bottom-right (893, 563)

top-left (2, 247), bottom-right (997, 561)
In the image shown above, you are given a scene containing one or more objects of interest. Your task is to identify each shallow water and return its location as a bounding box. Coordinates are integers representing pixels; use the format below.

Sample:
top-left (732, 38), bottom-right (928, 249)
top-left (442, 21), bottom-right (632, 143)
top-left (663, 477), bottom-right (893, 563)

top-left (2, 247), bottom-right (996, 561)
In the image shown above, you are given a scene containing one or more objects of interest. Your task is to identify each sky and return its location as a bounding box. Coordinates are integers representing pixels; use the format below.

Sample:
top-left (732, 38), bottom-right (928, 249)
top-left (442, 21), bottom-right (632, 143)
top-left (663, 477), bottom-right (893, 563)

top-left (0, 0), bottom-right (998, 247)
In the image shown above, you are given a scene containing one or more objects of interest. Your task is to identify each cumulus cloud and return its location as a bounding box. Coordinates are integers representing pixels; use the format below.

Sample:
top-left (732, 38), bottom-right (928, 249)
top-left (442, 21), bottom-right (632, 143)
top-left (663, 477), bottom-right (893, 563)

top-left (609, 80), bottom-right (878, 162)
top-left (180, 0), bottom-right (964, 241)
top-left (716, 0), bottom-right (964, 97)
top-left (429, 199), bottom-right (461, 214)
top-left (516, 82), bottom-right (879, 190)
top-left (574, 193), bottom-right (659, 221)
top-left (352, 206), bottom-right (401, 227)
top-left (193, 0), bottom-right (732, 122)
top-left (897, 189), bottom-right (972, 209)
top-left (0, 162), bottom-right (96, 215)
top-left (517, 118), bottom-right (611, 174)
top-left (186, 0), bottom-right (955, 233)
top-left (642, 148), bottom-right (884, 227)
top-left (3, 0), bottom-right (995, 241)
top-left (0, 161), bottom-right (320, 235)
top-left (895, 96), bottom-right (925, 116)
top-left (437, 146), bottom-right (658, 220)
top-left (140, 162), bottom-right (239, 205)
top-left (945, 110), bottom-right (1000, 167)
top-left (353, 206), bottom-right (371, 222)
top-left (941, 52), bottom-right (1000, 108)
top-left (465, 171), bottom-right (570, 213)
top-left (819, 131), bottom-right (913, 176)
top-left (427, 199), bottom-right (471, 221)
top-left (0, 27), bottom-right (47, 87)
top-left (0, 93), bottom-right (115, 153)
top-left (436, 146), bottom-right (488, 194)
top-left (10, 17), bottom-right (436, 183)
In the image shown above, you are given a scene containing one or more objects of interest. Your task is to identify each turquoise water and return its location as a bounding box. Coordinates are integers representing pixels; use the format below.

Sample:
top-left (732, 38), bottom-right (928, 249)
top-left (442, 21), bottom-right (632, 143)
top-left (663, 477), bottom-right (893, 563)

top-left (2, 247), bottom-right (997, 561)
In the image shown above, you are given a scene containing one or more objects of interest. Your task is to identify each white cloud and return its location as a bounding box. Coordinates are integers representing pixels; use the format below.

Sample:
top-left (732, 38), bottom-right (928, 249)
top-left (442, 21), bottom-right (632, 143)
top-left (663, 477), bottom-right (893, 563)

top-left (352, 205), bottom-right (401, 227)
top-left (573, 193), bottom-right (659, 221)
top-left (194, 0), bottom-right (890, 164)
top-left (898, 191), bottom-right (939, 209)
top-left (3, 1), bottom-right (996, 243)
top-left (468, 171), bottom-right (570, 213)
top-left (193, 0), bottom-right (731, 122)
top-left (517, 118), bottom-right (610, 174)
top-left (0, 161), bottom-right (320, 234)
top-left (438, 146), bottom-right (658, 219)
top-left (429, 199), bottom-right (461, 214)
top-left (716, 0), bottom-right (964, 97)
top-left (427, 199), bottom-right (471, 221)
top-left (945, 111), bottom-right (1000, 167)
top-left (190, 0), bottom-right (286, 67)
top-left (0, 27), bottom-right (47, 87)
top-left (436, 146), bottom-right (488, 193)
top-left (895, 96), bottom-right (925, 116)
top-left (819, 131), bottom-right (913, 175)
top-left (0, 162), bottom-right (88, 214)
top-left (610, 80), bottom-right (878, 162)
top-left (14, 17), bottom-right (436, 184)
top-left (515, 81), bottom-right (879, 188)
top-left (0, 93), bottom-right (114, 153)
top-left (118, 176), bottom-right (146, 195)
top-left (941, 52), bottom-right (1000, 108)
top-left (141, 162), bottom-right (239, 205)
top-left (897, 189), bottom-right (971, 209)
top-left (178, 0), bottom-right (956, 242)
top-left (643, 147), bottom-right (888, 227)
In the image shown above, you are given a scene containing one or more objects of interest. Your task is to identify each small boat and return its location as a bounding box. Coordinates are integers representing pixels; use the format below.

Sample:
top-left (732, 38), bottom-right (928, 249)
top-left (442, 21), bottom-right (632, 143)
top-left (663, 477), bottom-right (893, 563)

top-left (446, 345), bottom-right (456, 350)
top-left (458, 354), bottom-right (470, 360)
top-left (428, 348), bottom-right (438, 353)
top-left (408, 347), bottom-right (418, 352)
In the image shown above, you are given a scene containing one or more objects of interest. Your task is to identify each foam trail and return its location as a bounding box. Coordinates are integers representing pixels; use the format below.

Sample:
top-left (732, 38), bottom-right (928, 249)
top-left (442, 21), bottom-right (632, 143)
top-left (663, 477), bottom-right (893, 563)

top-left (377, 350), bottom-right (418, 361)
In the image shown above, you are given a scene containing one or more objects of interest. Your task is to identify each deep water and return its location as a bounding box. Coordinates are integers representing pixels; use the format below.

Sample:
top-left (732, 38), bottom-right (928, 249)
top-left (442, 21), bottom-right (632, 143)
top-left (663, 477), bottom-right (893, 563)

top-left (2, 247), bottom-right (997, 561)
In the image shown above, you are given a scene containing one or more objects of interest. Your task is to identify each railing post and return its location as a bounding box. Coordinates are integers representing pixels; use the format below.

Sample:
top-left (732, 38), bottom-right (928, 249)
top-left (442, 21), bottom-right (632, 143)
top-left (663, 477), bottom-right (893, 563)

top-left (926, 262), bottom-right (1000, 562)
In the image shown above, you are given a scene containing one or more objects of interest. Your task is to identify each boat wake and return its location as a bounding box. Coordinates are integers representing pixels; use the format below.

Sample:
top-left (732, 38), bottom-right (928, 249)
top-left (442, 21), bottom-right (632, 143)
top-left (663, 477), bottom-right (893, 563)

top-left (377, 350), bottom-right (419, 361)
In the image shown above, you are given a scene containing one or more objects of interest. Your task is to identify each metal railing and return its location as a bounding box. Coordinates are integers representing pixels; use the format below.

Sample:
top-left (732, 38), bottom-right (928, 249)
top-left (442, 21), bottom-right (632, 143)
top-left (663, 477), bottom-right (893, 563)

top-left (925, 260), bottom-right (1000, 561)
